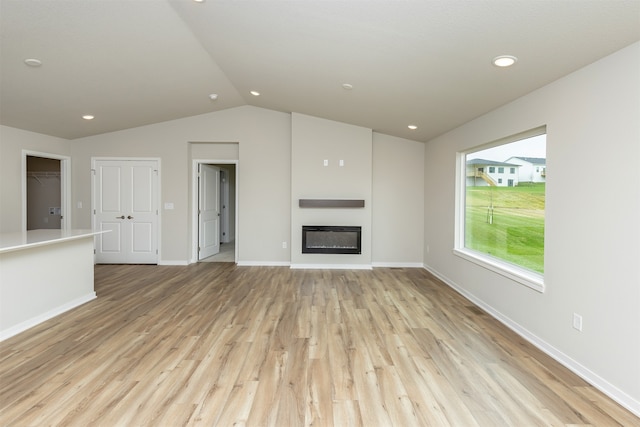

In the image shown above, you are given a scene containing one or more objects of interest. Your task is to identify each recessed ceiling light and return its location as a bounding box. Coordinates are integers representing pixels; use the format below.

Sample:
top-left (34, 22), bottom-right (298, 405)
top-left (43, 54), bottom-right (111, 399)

top-left (250, 91), bottom-right (260, 96)
top-left (408, 125), bottom-right (417, 130)
top-left (82, 115), bottom-right (95, 120)
top-left (208, 93), bottom-right (218, 101)
top-left (193, 0), bottom-right (205, 3)
top-left (492, 55), bottom-right (518, 67)
top-left (24, 58), bottom-right (42, 67)
top-left (342, 83), bottom-right (353, 90)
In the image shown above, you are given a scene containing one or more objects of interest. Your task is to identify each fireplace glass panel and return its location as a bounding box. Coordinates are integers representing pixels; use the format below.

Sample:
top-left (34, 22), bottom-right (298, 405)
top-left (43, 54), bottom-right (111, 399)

top-left (302, 226), bottom-right (362, 254)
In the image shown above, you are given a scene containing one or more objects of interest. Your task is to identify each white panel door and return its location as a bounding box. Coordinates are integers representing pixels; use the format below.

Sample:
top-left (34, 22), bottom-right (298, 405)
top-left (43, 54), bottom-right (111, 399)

top-left (198, 164), bottom-right (220, 260)
top-left (94, 160), bottom-right (158, 264)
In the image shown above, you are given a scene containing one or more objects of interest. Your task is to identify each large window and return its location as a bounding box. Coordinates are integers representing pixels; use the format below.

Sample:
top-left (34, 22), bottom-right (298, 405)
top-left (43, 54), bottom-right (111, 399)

top-left (456, 128), bottom-right (546, 292)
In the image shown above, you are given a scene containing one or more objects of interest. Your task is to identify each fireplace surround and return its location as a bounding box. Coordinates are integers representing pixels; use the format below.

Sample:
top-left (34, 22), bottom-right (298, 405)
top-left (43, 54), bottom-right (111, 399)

top-left (302, 226), bottom-right (362, 254)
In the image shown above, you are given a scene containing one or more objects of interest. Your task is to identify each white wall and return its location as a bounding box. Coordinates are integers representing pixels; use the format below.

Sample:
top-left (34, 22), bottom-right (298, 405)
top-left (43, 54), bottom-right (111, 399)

top-left (63, 106), bottom-right (426, 266)
top-left (291, 113), bottom-right (373, 267)
top-left (1, 107), bottom-right (424, 266)
top-left (423, 42), bottom-right (640, 414)
top-left (372, 133), bottom-right (424, 266)
top-left (71, 106), bottom-right (291, 264)
top-left (0, 236), bottom-right (96, 340)
top-left (0, 126), bottom-right (71, 233)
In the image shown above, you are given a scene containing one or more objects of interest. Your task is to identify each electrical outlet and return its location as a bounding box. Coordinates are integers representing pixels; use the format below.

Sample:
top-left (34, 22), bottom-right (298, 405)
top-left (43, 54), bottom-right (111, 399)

top-left (282, 241), bottom-right (287, 249)
top-left (572, 313), bottom-right (583, 331)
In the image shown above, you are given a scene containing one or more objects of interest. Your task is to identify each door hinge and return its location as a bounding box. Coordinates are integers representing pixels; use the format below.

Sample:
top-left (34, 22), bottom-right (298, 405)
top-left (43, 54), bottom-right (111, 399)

top-left (156, 249), bottom-right (158, 254)
top-left (91, 169), bottom-right (96, 175)
top-left (198, 247), bottom-right (201, 252)
top-left (93, 209), bottom-right (96, 214)
top-left (94, 249), bottom-right (96, 254)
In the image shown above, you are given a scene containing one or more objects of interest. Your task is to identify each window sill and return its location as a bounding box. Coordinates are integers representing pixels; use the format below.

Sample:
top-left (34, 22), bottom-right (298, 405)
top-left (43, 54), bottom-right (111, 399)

top-left (453, 248), bottom-right (545, 293)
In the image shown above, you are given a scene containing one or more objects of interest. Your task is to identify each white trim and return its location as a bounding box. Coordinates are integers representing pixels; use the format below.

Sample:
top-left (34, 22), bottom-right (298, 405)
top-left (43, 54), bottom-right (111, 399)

top-left (453, 248), bottom-right (544, 292)
top-left (22, 150), bottom-right (71, 231)
top-left (0, 293), bottom-right (96, 342)
top-left (290, 263), bottom-right (372, 270)
top-left (237, 261), bottom-right (290, 267)
top-left (423, 263), bottom-right (640, 418)
top-left (372, 262), bottom-right (424, 268)
top-left (158, 260), bottom-right (189, 266)
top-left (191, 159), bottom-right (239, 264)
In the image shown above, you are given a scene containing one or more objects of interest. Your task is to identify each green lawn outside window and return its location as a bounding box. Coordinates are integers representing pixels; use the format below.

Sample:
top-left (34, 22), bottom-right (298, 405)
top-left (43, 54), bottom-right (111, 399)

top-left (465, 183), bottom-right (545, 273)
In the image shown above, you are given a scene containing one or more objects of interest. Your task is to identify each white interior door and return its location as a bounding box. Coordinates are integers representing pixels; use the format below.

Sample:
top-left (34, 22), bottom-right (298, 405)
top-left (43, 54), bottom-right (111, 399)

top-left (94, 159), bottom-right (158, 264)
top-left (198, 164), bottom-right (220, 260)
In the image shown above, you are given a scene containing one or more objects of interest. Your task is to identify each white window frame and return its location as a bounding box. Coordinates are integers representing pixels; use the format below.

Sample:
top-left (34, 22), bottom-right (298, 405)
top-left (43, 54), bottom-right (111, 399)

top-left (453, 126), bottom-right (546, 293)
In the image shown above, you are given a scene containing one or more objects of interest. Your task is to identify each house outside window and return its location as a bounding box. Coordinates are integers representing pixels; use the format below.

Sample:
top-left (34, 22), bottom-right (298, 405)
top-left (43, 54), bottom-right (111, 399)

top-left (457, 128), bottom-right (546, 292)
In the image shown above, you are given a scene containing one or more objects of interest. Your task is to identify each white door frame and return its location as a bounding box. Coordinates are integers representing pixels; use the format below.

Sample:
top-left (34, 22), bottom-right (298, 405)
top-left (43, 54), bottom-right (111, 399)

top-left (191, 159), bottom-right (238, 264)
top-left (91, 157), bottom-right (161, 262)
top-left (219, 169), bottom-right (230, 244)
top-left (22, 150), bottom-right (71, 231)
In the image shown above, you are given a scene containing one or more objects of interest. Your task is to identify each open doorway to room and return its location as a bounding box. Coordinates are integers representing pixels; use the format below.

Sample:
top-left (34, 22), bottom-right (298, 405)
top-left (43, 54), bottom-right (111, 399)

top-left (192, 160), bottom-right (237, 263)
top-left (23, 151), bottom-right (71, 231)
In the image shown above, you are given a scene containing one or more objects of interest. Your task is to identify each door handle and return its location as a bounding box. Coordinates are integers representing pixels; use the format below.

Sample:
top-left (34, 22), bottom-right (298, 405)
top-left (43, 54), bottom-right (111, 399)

top-left (116, 215), bottom-right (125, 219)
top-left (127, 215), bottom-right (134, 219)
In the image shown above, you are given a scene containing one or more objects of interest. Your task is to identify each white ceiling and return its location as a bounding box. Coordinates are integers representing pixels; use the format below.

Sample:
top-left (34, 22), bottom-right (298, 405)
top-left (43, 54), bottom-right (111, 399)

top-left (1, 0), bottom-right (639, 142)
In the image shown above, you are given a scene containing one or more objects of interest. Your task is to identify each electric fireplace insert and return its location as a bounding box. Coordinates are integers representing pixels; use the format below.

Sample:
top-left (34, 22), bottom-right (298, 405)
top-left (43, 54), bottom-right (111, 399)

top-left (302, 225), bottom-right (362, 254)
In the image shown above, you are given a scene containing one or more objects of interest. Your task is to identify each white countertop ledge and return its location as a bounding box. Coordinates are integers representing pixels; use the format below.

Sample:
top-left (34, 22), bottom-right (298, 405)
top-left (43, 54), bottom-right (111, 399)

top-left (0, 229), bottom-right (107, 254)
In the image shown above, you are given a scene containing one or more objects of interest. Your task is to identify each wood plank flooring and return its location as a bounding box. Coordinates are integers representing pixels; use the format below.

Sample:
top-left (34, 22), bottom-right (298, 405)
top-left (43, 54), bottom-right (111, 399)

top-left (0, 264), bottom-right (637, 426)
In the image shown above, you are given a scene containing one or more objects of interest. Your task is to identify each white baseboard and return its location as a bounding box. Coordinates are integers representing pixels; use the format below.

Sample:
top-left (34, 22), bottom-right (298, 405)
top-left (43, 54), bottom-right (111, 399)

top-left (237, 261), bottom-right (290, 267)
top-left (0, 293), bottom-right (97, 342)
top-left (372, 262), bottom-right (424, 268)
top-left (290, 263), bottom-right (372, 270)
top-left (158, 260), bottom-right (189, 266)
top-left (422, 263), bottom-right (640, 418)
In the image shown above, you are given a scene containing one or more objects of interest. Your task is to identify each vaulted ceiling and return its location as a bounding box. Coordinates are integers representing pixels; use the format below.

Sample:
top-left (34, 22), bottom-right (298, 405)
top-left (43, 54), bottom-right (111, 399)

top-left (1, 0), bottom-right (639, 142)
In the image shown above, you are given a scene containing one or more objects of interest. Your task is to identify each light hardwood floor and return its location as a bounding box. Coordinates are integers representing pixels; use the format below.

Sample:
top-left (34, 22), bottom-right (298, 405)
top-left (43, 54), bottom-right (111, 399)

top-left (0, 264), bottom-right (637, 426)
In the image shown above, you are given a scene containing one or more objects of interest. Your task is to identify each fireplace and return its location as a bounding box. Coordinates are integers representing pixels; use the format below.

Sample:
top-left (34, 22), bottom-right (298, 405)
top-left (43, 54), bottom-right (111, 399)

top-left (302, 226), bottom-right (362, 254)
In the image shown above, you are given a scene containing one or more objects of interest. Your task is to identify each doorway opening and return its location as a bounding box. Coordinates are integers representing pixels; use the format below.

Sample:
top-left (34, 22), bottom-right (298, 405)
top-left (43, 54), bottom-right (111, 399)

top-left (191, 160), bottom-right (238, 263)
top-left (22, 151), bottom-right (71, 231)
